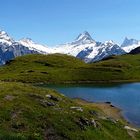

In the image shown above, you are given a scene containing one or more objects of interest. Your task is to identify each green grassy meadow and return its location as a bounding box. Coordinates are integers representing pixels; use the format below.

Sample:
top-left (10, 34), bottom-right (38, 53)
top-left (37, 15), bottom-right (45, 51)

top-left (0, 54), bottom-right (139, 139)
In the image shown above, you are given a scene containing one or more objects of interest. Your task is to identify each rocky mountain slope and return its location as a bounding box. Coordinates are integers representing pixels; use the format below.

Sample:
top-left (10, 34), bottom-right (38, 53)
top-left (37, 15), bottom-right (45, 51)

top-left (49, 31), bottom-right (126, 62)
top-left (129, 46), bottom-right (140, 54)
top-left (0, 31), bottom-right (48, 65)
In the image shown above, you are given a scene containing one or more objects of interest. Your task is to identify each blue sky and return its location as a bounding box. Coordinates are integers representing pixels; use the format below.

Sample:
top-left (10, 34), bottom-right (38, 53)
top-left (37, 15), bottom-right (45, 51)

top-left (0, 0), bottom-right (140, 46)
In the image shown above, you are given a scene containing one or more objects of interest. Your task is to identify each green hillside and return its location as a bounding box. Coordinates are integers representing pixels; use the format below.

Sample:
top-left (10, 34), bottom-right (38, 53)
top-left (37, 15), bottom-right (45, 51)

top-left (0, 53), bottom-right (140, 83)
top-left (0, 54), bottom-right (139, 139)
top-left (0, 82), bottom-right (139, 140)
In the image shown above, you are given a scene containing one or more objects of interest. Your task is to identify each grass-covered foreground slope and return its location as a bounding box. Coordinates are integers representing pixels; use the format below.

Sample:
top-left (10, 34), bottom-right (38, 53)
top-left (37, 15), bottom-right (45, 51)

top-left (0, 82), bottom-right (139, 140)
top-left (0, 53), bottom-right (140, 83)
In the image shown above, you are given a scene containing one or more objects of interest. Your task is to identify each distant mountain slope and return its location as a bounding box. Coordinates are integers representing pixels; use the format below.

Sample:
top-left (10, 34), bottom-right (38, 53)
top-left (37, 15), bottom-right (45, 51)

top-left (0, 30), bottom-right (127, 65)
top-left (0, 30), bottom-right (49, 65)
top-left (121, 37), bottom-right (140, 53)
top-left (1, 29), bottom-right (140, 65)
top-left (1, 53), bottom-right (140, 83)
top-left (129, 46), bottom-right (140, 54)
top-left (51, 31), bottom-right (126, 62)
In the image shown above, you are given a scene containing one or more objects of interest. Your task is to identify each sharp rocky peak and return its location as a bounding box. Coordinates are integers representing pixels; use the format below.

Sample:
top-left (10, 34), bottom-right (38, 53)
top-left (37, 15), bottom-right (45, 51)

top-left (104, 40), bottom-right (116, 46)
top-left (19, 38), bottom-right (34, 44)
top-left (71, 31), bottom-right (95, 45)
top-left (121, 37), bottom-right (139, 47)
top-left (76, 31), bottom-right (94, 41)
top-left (0, 30), bottom-right (14, 43)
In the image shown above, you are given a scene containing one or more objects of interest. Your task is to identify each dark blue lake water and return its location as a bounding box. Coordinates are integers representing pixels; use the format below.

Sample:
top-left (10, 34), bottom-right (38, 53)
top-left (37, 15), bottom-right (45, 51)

top-left (42, 83), bottom-right (140, 127)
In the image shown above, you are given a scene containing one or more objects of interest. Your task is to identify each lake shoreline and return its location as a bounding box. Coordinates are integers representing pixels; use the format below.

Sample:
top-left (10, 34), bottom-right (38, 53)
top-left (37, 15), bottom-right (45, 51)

top-left (34, 80), bottom-right (140, 85)
top-left (74, 98), bottom-right (125, 121)
top-left (74, 98), bottom-right (140, 128)
top-left (37, 83), bottom-right (140, 129)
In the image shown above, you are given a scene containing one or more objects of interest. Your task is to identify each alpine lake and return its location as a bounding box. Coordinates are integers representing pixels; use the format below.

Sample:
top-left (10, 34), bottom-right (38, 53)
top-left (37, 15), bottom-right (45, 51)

top-left (39, 83), bottom-right (140, 127)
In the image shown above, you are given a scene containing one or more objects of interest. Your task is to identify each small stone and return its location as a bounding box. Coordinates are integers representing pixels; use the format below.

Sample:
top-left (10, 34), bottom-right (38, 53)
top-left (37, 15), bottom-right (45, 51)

top-left (105, 102), bottom-right (111, 104)
top-left (70, 106), bottom-right (83, 112)
top-left (46, 101), bottom-right (55, 106)
top-left (46, 94), bottom-right (51, 98)
top-left (124, 126), bottom-right (138, 132)
top-left (40, 100), bottom-right (55, 107)
top-left (99, 116), bottom-right (107, 120)
top-left (50, 95), bottom-right (59, 101)
top-left (107, 117), bottom-right (117, 124)
top-left (89, 110), bottom-right (98, 116)
top-left (110, 104), bottom-right (115, 107)
top-left (46, 94), bottom-right (60, 101)
top-left (60, 94), bottom-right (65, 97)
top-left (79, 117), bottom-right (89, 126)
top-left (91, 119), bottom-right (97, 127)
top-left (76, 117), bottom-right (90, 130)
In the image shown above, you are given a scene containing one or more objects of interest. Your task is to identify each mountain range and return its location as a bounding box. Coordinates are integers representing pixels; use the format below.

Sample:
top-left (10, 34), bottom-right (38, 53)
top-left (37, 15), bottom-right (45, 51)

top-left (0, 30), bottom-right (140, 65)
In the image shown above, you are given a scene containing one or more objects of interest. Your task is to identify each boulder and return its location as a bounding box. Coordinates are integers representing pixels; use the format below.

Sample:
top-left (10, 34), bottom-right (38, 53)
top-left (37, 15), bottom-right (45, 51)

top-left (76, 117), bottom-right (97, 130)
top-left (46, 94), bottom-right (60, 101)
top-left (40, 100), bottom-right (55, 107)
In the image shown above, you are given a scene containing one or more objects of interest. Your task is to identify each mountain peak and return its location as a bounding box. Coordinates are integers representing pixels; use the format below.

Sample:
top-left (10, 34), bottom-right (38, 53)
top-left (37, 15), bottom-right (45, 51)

top-left (79, 31), bottom-right (91, 37)
top-left (19, 38), bottom-right (34, 44)
top-left (71, 31), bottom-right (95, 45)
top-left (124, 37), bottom-right (129, 41)
top-left (121, 37), bottom-right (139, 47)
top-left (0, 30), bottom-right (14, 43)
top-left (76, 31), bottom-right (93, 41)
top-left (0, 30), bottom-right (7, 35)
top-left (104, 40), bottom-right (115, 45)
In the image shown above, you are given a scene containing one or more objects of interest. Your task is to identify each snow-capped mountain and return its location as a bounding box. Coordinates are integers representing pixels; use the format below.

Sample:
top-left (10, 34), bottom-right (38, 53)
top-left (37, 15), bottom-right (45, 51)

top-left (0, 30), bottom-right (48, 65)
top-left (18, 38), bottom-right (49, 54)
top-left (49, 32), bottom-right (97, 57)
top-left (0, 31), bottom-right (14, 45)
top-left (0, 29), bottom-right (139, 65)
top-left (76, 39), bottom-right (125, 62)
top-left (88, 41), bottom-right (125, 62)
top-left (71, 31), bottom-right (95, 45)
top-left (121, 37), bottom-right (140, 53)
top-left (50, 32), bottom-right (126, 62)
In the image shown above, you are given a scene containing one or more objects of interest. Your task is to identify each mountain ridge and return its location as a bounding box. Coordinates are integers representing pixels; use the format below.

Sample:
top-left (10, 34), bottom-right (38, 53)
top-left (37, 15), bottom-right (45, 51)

top-left (0, 29), bottom-right (139, 65)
